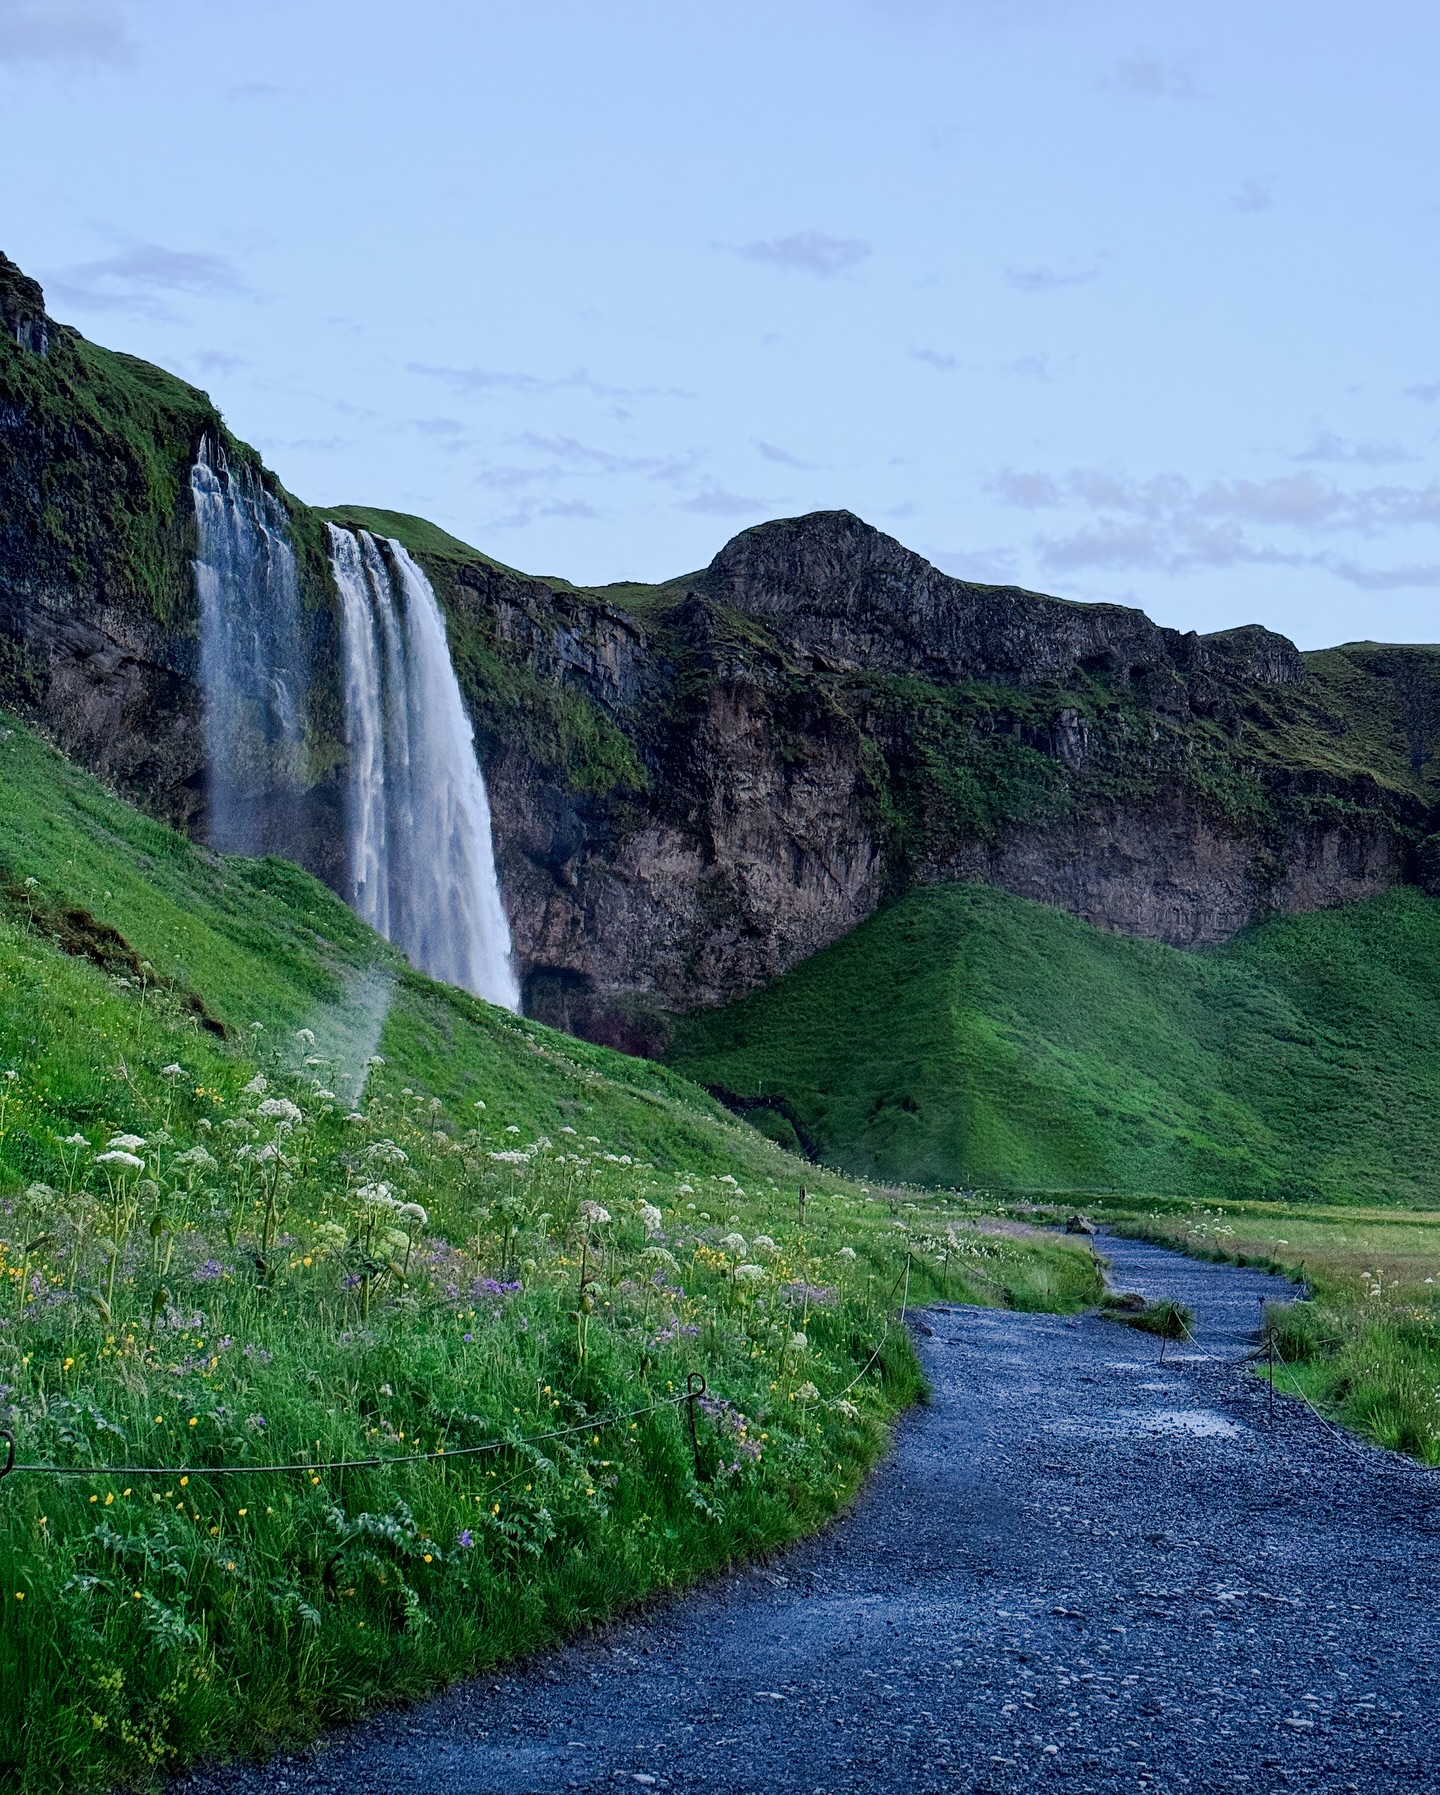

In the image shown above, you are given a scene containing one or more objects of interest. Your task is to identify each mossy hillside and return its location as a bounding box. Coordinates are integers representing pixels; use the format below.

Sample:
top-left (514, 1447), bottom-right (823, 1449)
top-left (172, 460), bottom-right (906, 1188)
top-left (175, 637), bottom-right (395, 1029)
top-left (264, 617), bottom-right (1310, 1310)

top-left (0, 713), bottom-right (1101, 1790)
top-left (668, 881), bottom-right (1440, 1206)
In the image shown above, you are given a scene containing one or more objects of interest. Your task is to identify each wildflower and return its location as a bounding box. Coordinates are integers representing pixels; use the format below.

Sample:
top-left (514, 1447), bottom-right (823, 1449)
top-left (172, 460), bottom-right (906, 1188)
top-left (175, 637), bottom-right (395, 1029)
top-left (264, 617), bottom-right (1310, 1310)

top-left (246, 1414), bottom-right (268, 1431)
top-left (790, 1331), bottom-right (808, 1351)
top-left (191, 1260), bottom-right (227, 1283)
top-left (456, 1529), bottom-right (474, 1549)
top-left (95, 1150), bottom-right (143, 1169)
top-left (793, 1381), bottom-right (820, 1402)
top-left (160, 1063), bottom-right (184, 1079)
top-left (62, 1132), bottom-right (89, 1146)
top-left (488, 1149), bottom-right (530, 1166)
top-left (638, 1203), bottom-right (663, 1235)
top-left (734, 1264), bottom-right (766, 1285)
top-left (751, 1235), bottom-right (778, 1255)
top-left (241, 1074), bottom-right (268, 1097)
top-left (836, 1247), bottom-right (857, 1262)
top-left (295, 1029), bottom-right (316, 1048)
top-left (345, 1112), bottom-right (365, 1123)
top-left (505, 1124), bottom-right (521, 1135)
top-left (368, 1055), bottom-right (386, 1067)
top-left (257, 1096), bottom-right (302, 1125)
top-left (107, 1133), bottom-right (146, 1152)
top-left (720, 1233), bottom-right (748, 1256)
top-left (398, 1202), bottom-right (429, 1226)
top-left (830, 1399), bottom-right (861, 1420)
top-left (577, 1202), bottom-right (612, 1227)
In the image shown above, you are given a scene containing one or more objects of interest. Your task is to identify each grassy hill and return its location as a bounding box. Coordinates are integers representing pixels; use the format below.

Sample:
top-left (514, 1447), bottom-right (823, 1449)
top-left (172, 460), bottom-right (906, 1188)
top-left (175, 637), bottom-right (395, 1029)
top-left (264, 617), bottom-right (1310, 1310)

top-left (668, 881), bottom-right (1440, 1206)
top-left (0, 715), bottom-right (1097, 1793)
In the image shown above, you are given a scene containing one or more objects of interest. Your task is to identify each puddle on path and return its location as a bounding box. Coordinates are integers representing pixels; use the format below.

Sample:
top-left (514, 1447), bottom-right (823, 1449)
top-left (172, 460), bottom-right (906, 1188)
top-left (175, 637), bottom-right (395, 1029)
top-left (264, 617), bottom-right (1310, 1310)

top-left (1051, 1408), bottom-right (1244, 1441)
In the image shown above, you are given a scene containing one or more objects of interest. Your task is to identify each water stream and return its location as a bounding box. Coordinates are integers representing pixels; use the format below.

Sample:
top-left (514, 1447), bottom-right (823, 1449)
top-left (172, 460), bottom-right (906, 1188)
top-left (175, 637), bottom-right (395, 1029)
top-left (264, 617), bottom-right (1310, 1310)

top-left (327, 524), bottom-right (519, 1010)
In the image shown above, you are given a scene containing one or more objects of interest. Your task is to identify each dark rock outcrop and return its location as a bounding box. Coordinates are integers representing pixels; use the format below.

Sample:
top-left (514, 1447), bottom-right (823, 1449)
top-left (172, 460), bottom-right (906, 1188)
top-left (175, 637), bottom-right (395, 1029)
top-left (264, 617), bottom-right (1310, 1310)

top-left (5, 252), bottom-right (1440, 1049)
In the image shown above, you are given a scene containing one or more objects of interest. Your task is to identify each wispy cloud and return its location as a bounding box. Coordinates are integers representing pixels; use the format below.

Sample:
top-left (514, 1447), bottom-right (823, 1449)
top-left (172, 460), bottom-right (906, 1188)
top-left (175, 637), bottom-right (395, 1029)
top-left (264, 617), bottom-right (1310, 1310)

top-left (1107, 54), bottom-right (1200, 99)
top-left (409, 361), bottom-right (686, 402)
top-left (911, 347), bottom-right (957, 372)
top-left (46, 242), bottom-right (247, 319)
top-left (1005, 262), bottom-right (1098, 293)
top-left (1231, 178), bottom-right (1272, 213)
top-left (755, 439), bottom-right (819, 468)
top-left (1406, 382), bottom-right (1440, 404)
top-left (679, 487), bottom-right (767, 516)
top-left (0, 0), bottom-right (131, 66)
top-left (1004, 352), bottom-right (1052, 380)
top-left (1294, 430), bottom-right (1411, 467)
top-left (733, 231), bottom-right (871, 278)
top-left (990, 462), bottom-right (1440, 589)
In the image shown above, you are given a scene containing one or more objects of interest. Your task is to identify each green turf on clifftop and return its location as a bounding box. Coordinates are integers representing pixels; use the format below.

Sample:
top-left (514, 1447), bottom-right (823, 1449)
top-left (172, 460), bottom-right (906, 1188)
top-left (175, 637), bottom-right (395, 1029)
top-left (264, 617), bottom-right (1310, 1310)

top-left (668, 881), bottom-right (1440, 1206)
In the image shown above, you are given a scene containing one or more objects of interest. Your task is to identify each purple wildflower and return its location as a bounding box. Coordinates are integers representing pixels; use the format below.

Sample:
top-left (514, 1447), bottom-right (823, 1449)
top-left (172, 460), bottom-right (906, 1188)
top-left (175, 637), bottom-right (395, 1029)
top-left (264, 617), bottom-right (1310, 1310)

top-left (455, 1529), bottom-right (474, 1550)
top-left (191, 1259), bottom-right (226, 1283)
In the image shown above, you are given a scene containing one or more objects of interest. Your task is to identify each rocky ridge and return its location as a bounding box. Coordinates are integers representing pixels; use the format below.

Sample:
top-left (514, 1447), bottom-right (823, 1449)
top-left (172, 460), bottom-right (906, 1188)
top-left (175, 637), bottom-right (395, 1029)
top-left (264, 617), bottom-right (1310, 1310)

top-left (4, 254), bottom-right (1440, 1050)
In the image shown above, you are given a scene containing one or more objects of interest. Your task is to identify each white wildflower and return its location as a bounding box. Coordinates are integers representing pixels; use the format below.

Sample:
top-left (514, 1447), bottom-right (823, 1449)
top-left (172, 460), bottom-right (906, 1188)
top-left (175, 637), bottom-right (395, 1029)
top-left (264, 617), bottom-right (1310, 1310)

top-left (720, 1233), bottom-right (748, 1256)
top-left (241, 1074), bottom-right (268, 1097)
top-left (734, 1263), bottom-right (766, 1284)
top-left (365, 1139), bottom-right (409, 1167)
top-left (312, 1221), bottom-right (349, 1254)
top-left (257, 1097), bottom-right (302, 1125)
top-left (837, 1247), bottom-right (857, 1262)
top-left (643, 1246), bottom-right (680, 1273)
top-left (62, 1133), bottom-right (89, 1146)
top-left (830, 1398), bottom-right (861, 1421)
top-left (295, 1028), bottom-right (316, 1048)
top-left (751, 1235), bottom-right (777, 1255)
top-left (95, 1150), bottom-right (143, 1169)
top-left (505, 1124), bottom-right (521, 1135)
top-left (793, 1381), bottom-right (820, 1402)
top-left (107, 1133), bottom-right (146, 1152)
top-left (577, 1201), bottom-right (612, 1227)
top-left (638, 1203), bottom-right (663, 1235)
top-left (368, 1055), bottom-right (386, 1067)
top-left (160, 1063), bottom-right (184, 1079)
top-left (398, 1202), bottom-right (429, 1226)
top-left (173, 1146), bottom-right (218, 1171)
top-left (790, 1331), bottom-right (808, 1352)
top-left (488, 1149), bottom-right (531, 1166)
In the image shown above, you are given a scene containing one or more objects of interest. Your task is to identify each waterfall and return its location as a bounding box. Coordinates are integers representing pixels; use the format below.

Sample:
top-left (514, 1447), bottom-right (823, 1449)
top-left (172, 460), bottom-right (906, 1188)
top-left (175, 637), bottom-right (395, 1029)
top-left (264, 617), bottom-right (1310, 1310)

top-left (327, 523), bottom-right (520, 1011)
top-left (191, 439), bottom-right (309, 855)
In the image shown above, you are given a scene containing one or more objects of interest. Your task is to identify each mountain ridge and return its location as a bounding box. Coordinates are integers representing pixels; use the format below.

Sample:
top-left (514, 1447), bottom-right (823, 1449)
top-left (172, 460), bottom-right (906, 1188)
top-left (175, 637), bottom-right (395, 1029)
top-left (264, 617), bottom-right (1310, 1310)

top-left (6, 250), bottom-right (1440, 1050)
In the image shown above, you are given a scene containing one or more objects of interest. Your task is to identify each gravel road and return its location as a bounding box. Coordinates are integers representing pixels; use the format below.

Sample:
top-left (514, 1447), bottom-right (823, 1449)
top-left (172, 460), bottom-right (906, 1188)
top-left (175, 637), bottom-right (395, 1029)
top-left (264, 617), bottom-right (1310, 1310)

top-left (199, 1236), bottom-right (1440, 1794)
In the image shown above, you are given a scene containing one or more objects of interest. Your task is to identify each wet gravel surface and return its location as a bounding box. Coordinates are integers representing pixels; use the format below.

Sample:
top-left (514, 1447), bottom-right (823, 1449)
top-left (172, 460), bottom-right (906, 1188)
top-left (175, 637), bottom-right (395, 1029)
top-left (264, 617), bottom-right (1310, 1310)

top-left (200, 1236), bottom-right (1440, 1794)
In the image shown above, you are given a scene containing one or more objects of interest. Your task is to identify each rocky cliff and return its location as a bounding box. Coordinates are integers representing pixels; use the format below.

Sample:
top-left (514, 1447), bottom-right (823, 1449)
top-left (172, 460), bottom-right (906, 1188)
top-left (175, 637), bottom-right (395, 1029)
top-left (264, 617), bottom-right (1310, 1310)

top-left (5, 254), bottom-right (1440, 1051)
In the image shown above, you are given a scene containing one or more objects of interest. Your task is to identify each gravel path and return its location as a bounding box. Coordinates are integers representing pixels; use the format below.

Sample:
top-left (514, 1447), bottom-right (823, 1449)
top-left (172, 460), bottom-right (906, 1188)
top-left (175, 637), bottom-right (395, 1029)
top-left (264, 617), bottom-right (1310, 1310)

top-left (200, 1236), bottom-right (1440, 1794)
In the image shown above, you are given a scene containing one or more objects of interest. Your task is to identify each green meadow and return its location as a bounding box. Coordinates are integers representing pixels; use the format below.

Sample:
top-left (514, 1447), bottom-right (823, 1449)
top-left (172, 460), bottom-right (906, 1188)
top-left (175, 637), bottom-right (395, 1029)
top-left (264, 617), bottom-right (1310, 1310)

top-left (0, 715), bottom-right (1097, 1792)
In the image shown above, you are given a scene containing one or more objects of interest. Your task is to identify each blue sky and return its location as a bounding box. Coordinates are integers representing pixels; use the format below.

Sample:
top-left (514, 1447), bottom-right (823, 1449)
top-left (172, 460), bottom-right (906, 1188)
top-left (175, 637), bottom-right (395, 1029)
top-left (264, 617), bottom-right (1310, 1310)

top-left (3, 0), bottom-right (1439, 648)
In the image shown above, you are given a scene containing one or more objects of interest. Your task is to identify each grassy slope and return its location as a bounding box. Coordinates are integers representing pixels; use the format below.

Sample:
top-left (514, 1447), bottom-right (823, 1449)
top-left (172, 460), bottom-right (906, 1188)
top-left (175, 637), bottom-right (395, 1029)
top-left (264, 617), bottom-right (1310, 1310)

top-left (668, 881), bottom-right (1440, 1207)
top-left (0, 718), bottom-right (1098, 1793)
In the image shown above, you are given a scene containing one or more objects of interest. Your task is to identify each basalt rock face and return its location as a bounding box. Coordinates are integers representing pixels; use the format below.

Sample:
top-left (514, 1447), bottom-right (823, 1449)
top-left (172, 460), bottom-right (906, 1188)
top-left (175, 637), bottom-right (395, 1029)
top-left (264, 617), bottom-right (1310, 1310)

top-left (3, 252), bottom-right (1439, 1049)
top-left (0, 264), bottom-right (348, 880)
top-left (415, 510), bottom-right (1432, 1046)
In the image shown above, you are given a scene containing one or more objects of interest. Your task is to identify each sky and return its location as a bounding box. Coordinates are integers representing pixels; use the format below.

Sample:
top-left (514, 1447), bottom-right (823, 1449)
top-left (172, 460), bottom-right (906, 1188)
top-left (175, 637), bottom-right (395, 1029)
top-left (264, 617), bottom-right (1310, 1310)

top-left (3, 0), bottom-right (1439, 649)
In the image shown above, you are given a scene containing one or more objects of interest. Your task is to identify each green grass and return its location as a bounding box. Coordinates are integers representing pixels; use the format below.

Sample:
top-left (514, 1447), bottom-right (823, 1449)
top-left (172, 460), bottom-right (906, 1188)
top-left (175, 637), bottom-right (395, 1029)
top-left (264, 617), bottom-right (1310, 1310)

top-left (0, 716), bottom-right (1098, 1792)
top-left (668, 880), bottom-right (1440, 1207)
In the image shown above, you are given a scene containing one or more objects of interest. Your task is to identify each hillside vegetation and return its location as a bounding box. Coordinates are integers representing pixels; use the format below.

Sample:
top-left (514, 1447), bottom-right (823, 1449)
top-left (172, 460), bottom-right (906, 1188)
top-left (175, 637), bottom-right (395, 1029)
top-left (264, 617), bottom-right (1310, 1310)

top-left (0, 715), bottom-right (1097, 1793)
top-left (669, 881), bottom-right (1440, 1206)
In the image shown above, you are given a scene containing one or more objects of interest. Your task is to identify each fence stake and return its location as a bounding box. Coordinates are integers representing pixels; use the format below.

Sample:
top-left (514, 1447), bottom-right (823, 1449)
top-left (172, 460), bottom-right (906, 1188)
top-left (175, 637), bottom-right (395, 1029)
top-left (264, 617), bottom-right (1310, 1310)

top-left (798, 1185), bottom-right (807, 1227)
top-left (686, 1371), bottom-right (711, 1482)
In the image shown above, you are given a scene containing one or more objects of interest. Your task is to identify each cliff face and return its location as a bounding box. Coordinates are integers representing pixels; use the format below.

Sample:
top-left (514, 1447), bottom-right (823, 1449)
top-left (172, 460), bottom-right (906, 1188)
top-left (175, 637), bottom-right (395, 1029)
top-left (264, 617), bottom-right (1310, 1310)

top-left (4, 255), bottom-right (1439, 1051)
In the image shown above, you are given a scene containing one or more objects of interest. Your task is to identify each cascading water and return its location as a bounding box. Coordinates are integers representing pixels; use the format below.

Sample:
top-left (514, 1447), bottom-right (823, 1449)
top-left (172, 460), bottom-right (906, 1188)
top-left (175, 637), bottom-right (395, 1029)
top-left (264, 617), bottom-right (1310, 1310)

top-left (327, 523), bottom-right (520, 1011)
top-left (191, 438), bottom-right (309, 855)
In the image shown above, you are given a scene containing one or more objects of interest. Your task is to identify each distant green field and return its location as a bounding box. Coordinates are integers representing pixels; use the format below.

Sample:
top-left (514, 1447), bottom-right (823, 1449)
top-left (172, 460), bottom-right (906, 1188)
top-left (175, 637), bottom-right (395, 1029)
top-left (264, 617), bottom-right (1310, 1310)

top-left (668, 881), bottom-right (1440, 1206)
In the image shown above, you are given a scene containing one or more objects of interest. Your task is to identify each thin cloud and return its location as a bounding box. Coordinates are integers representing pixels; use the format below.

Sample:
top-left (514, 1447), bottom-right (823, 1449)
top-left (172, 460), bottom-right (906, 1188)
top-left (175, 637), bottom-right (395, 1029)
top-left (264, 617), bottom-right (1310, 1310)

top-left (989, 462), bottom-right (1440, 589)
top-left (1004, 352), bottom-right (1052, 380)
top-left (508, 432), bottom-right (701, 484)
top-left (46, 243), bottom-right (248, 319)
top-left (1406, 382), bottom-right (1440, 404)
top-left (1231, 178), bottom-right (1272, 214)
top-left (1107, 54), bottom-right (1200, 99)
top-left (734, 231), bottom-right (871, 278)
top-left (1294, 431), bottom-right (1411, 467)
top-left (755, 440), bottom-right (819, 469)
top-left (0, 0), bottom-right (131, 65)
top-left (911, 348), bottom-right (957, 372)
top-left (679, 487), bottom-right (767, 516)
top-left (1005, 262), bottom-right (1098, 293)
top-left (409, 362), bottom-right (686, 401)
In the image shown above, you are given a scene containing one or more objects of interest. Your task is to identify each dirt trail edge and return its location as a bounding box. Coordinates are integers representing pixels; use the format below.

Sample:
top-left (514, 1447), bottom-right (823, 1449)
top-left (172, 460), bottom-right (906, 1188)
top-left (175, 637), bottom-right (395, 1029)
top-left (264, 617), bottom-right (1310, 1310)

top-left (195, 1237), bottom-right (1440, 1794)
